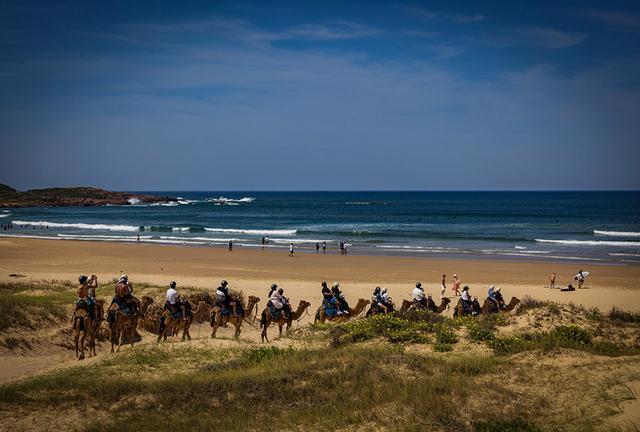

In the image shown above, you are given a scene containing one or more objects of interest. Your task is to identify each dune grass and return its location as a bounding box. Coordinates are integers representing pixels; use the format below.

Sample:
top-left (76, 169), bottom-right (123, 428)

top-left (0, 281), bottom-right (76, 330)
top-left (0, 343), bottom-right (507, 431)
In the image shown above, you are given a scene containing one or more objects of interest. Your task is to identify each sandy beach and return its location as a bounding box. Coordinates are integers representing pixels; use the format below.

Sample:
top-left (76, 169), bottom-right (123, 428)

top-left (2, 237), bottom-right (639, 312)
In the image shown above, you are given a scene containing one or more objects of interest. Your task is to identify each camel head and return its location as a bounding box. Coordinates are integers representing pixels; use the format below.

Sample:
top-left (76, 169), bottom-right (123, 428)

top-left (401, 299), bottom-right (411, 311)
top-left (248, 295), bottom-right (260, 304)
top-left (356, 298), bottom-right (370, 308)
top-left (441, 297), bottom-right (451, 306)
top-left (508, 297), bottom-right (521, 311)
top-left (299, 300), bottom-right (311, 310)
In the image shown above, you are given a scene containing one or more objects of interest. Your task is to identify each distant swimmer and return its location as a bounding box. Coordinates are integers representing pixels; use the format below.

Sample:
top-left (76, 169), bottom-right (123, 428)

top-left (452, 274), bottom-right (461, 296)
top-left (289, 243), bottom-right (294, 257)
top-left (440, 274), bottom-right (447, 299)
top-left (549, 272), bottom-right (556, 289)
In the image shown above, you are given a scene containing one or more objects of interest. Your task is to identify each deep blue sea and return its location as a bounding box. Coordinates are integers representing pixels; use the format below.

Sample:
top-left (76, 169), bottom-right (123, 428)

top-left (2, 191), bottom-right (640, 265)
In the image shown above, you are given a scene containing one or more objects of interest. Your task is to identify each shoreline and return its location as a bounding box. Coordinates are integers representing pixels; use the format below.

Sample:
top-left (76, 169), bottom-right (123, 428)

top-left (1, 232), bottom-right (638, 267)
top-left (2, 237), bottom-right (640, 311)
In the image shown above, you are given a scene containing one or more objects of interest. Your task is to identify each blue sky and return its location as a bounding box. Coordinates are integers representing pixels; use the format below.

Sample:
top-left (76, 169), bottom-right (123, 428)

top-left (1, 0), bottom-right (639, 190)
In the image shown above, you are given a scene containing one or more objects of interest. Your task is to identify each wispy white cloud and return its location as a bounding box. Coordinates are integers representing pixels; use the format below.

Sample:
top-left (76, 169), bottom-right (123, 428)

top-left (285, 21), bottom-right (381, 40)
top-left (402, 5), bottom-right (437, 20)
top-left (516, 27), bottom-right (586, 48)
top-left (452, 14), bottom-right (485, 24)
top-left (471, 27), bottom-right (586, 49)
top-left (572, 9), bottom-right (640, 33)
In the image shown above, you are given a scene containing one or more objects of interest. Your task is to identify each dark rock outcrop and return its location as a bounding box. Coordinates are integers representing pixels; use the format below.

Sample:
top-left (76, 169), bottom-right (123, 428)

top-left (0, 184), bottom-right (176, 208)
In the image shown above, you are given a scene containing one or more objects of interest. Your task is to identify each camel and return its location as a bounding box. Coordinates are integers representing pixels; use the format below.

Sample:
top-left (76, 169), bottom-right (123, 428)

top-left (261, 300), bottom-right (312, 342)
top-left (453, 296), bottom-right (519, 318)
top-left (108, 296), bottom-right (153, 353)
top-left (315, 298), bottom-right (370, 323)
top-left (72, 308), bottom-right (97, 360)
top-left (157, 301), bottom-right (208, 342)
top-left (399, 297), bottom-right (450, 314)
top-left (480, 297), bottom-right (520, 314)
top-left (210, 295), bottom-right (260, 339)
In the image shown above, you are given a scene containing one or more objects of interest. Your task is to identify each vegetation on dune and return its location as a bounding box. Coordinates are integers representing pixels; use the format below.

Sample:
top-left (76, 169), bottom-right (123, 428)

top-left (0, 281), bottom-right (76, 331)
top-left (0, 343), bottom-right (507, 431)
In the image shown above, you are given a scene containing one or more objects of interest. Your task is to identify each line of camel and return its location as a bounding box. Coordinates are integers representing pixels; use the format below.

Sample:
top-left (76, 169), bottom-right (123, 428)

top-left (72, 289), bottom-right (520, 360)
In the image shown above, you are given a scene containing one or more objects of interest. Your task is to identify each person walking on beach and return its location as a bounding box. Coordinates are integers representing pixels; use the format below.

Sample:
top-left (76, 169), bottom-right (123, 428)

top-left (322, 241), bottom-right (326, 254)
top-left (549, 272), bottom-right (556, 289)
top-left (228, 240), bottom-right (233, 252)
top-left (440, 274), bottom-right (447, 299)
top-left (452, 274), bottom-right (461, 296)
top-left (261, 237), bottom-right (265, 250)
top-left (289, 243), bottom-right (294, 257)
top-left (575, 269), bottom-right (587, 288)
top-left (315, 242), bottom-right (320, 253)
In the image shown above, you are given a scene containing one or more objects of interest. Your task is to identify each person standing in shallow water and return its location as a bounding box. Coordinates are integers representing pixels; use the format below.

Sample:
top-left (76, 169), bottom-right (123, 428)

top-left (228, 240), bottom-right (233, 252)
top-left (315, 242), bottom-right (320, 253)
top-left (322, 241), bottom-right (326, 254)
top-left (289, 243), bottom-right (294, 257)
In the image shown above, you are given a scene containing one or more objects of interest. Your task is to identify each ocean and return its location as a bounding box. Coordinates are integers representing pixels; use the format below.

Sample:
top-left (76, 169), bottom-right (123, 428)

top-left (2, 191), bottom-right (640, 265)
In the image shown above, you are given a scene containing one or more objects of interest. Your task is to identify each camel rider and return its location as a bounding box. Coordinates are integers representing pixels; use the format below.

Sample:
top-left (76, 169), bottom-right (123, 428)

top-left (373, 286), bottom-right (388, 314)
top-left (279, 288), bottom-right (292, 320)
top-left (108, 275), bottom-right (138, 324)
top-left (321, 281), bottom-right (334, 306)
top-left (269, 287), bottom-right (286, 320)
top-left (216, 280), bottom-right (238, 317)
top-left (487, 285), bottom-right (499, 311)
top-left (76, 275), bottom-right (98, 321)
top-left (381, 288), bottom-right (392, 309)
top-left (460, 285), bottom-right (471, 310)
top-left (412, 282), bottom-right (427, 309)
top-left (268, 283), bottom-right (278, 299)
top-left (160, 281), bottom-right (186, 333)
top-left (332, 282), bottom-right (351, 315)
top-left (493, 287), bottom-right (506, 310)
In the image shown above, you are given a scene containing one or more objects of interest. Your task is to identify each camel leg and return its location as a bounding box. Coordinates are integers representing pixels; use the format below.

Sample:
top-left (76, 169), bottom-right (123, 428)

top-left (78, 325), bottom-right (86, 360)
top-left (211, 321), bottom-right (218, 338)
top-left (278, 323), bottom-right (283, 338)
top-left (261, 320), bottom-right (269, 343)
top-left (234, 322), bottom-right (241, 338)
top-left (74, 332), bottom-right (79, 359)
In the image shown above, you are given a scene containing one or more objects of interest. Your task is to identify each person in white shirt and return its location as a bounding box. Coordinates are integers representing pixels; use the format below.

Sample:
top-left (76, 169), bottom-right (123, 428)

top-left (412, 281), bottom-right (427, 309)
top-left (289, 243), bottom-right (294, 257)
top-left (460, 285), bottom-right (470, 302)
top-left (166, 282), bottom-right (179, 305)
top-left (160, 281), bottom-right (183, 332)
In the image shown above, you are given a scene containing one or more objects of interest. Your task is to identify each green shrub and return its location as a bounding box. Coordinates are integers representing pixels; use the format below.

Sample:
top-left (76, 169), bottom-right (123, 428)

top-left (435, 327), bottom-right (458, 344)
top-left (608, 307), bottom-right (640, 324)
top-left (433, 342), bottom-right (453, 352)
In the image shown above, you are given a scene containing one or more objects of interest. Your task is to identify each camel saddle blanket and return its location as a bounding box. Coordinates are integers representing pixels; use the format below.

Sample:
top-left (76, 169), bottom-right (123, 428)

top-left (322, 300), bottom-right (337, 318)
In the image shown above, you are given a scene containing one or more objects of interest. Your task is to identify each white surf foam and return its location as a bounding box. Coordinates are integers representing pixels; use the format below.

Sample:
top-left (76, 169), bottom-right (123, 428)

top-left (594, 230), bottom-right (640, 238)
top-left (58, 234), bottom-right (152, 240)
top-left (127, 198), bottom-right (141, 205)
top-left (535, 238), bottom-right (640, 247)
top-left (204, 227), bottom-right (296, 236)
top-left (12, 220), bottom-right (140, 232)
top-left (159, 235), bottom-right (238, 242)
top-left (0, 214), bottom-right (9, 218)
top-left (207, 196), bottom-right (255, 204)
